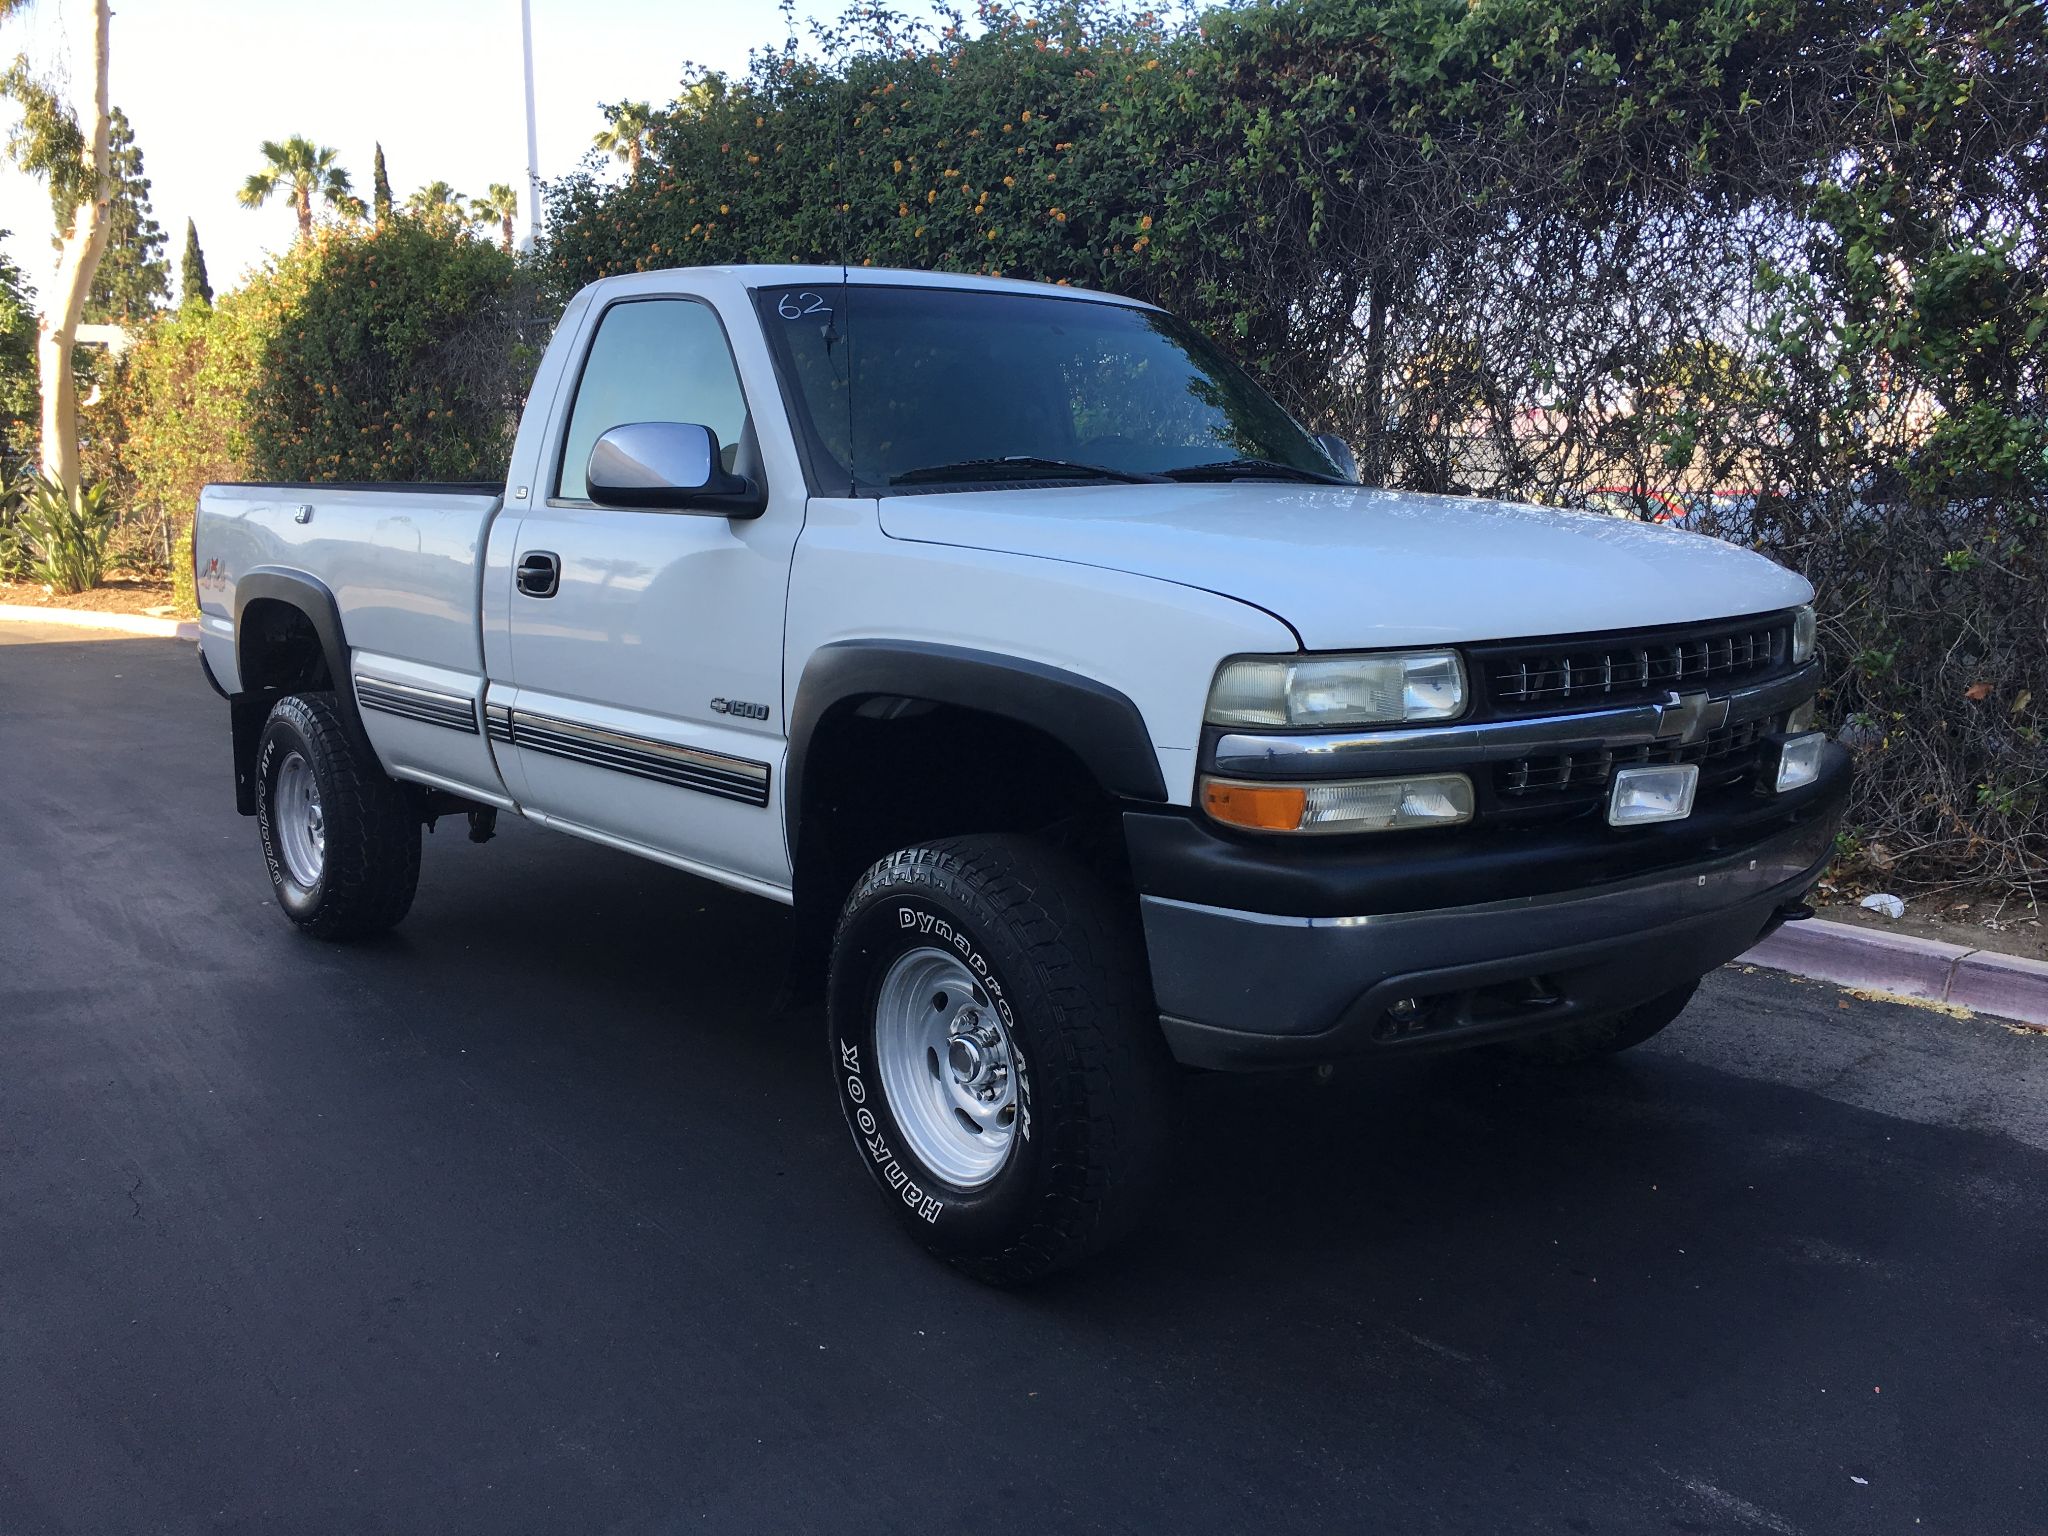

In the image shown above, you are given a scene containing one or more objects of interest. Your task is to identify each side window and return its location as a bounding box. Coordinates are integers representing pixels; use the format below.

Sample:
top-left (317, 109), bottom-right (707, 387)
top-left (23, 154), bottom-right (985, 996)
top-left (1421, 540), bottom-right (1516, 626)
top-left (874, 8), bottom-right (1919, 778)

top-left (556, 298), bottom-right (750, 501)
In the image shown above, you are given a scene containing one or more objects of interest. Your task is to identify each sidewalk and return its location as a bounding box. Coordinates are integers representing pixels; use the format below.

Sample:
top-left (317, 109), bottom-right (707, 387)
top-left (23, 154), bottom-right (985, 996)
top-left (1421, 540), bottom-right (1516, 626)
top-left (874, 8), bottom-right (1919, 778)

top-left (0, 603), bottom-right (198, 640)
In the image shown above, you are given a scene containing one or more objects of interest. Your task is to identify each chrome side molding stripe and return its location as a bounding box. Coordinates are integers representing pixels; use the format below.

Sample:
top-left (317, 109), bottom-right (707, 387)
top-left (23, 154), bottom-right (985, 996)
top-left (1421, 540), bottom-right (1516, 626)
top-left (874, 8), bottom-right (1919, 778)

top-left (356, 677), bottom-right (480, 735)
top-left (497, 707), bottom-right (771, 808)
top-left (1211, 662), bottom-right (1821, 779)
top-left (370, 681), bottom-right (771, 808)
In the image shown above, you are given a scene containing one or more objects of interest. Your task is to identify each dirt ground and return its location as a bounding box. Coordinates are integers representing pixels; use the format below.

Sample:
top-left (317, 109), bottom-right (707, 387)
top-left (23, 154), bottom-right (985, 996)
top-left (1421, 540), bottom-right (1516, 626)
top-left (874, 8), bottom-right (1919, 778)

top-left (0, 578), bottom-right (184, 616)
top-left (1814, 881), bottom-right (2047, 962)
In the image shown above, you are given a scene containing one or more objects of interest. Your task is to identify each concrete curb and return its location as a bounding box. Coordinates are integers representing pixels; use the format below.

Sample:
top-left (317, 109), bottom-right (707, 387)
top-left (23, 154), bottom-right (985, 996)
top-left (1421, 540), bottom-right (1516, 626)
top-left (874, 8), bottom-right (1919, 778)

top-left (1745, 917), bottom-right (2048, 1027)
top-left (0, 603), bottom-right (199, 641)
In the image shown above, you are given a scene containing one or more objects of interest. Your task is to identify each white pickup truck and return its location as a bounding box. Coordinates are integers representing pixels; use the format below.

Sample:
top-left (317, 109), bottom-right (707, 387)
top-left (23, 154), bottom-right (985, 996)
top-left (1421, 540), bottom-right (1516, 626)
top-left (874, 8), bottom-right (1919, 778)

top-left (194, 265), bottom-right (1848, 1282)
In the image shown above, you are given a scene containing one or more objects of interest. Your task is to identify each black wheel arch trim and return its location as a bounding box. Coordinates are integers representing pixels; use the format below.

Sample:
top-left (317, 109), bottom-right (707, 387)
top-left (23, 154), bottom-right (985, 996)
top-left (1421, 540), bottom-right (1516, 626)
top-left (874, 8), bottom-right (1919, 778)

top-left (786, 640), bottom-right (1168, 856)
top-left (226, 567), bottom-right (362, 815)
top-left (233, 568), bottom-right (353, 697)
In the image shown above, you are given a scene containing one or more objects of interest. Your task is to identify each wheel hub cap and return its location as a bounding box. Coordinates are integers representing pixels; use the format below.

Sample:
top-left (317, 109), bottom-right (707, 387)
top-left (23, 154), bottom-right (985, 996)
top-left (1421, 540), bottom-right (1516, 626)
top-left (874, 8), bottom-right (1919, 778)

top-left (273, 750), bottom-right (326, 889)
top-left (873, 947), bottom-right (1020, 1189)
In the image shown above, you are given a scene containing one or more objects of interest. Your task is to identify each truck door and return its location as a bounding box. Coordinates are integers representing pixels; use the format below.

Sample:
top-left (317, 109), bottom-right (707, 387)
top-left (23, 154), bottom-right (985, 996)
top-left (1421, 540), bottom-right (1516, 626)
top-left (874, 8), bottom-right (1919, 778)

top-left (494, 292), bottom-right (797, 896)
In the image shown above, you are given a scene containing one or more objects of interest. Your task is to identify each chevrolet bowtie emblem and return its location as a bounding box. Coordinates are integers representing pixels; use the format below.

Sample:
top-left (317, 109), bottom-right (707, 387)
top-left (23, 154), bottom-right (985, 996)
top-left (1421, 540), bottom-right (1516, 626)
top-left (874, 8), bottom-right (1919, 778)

top-left (1654, 689), bottom-right (1730, 746)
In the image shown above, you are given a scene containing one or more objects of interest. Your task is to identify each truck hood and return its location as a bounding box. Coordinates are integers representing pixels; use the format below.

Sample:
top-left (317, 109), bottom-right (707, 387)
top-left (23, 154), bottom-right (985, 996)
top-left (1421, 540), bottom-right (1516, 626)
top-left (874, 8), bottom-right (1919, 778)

top-left (878, 483), bottom-right (1811, 649)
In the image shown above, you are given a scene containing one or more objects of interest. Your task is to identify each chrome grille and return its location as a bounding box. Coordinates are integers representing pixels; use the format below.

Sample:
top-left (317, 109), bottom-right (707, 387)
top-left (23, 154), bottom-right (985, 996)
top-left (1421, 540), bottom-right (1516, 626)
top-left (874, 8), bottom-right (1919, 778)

top-left (1479, 618), bottom-right (1789, 713)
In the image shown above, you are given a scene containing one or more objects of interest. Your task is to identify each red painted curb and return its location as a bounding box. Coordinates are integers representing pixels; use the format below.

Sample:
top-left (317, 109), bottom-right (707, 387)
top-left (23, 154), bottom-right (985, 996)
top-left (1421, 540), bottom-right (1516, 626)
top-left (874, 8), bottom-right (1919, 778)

top-left (1743, 918), bottom-right (2048, 1027)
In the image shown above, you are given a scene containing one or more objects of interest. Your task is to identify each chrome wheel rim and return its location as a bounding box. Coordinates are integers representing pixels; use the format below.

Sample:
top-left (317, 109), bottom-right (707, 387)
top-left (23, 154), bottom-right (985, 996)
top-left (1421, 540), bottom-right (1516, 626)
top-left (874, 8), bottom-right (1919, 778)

top-left (873, 946), bottom-right (1019, 1189)
top-left (273, 750), bottom-right (325, 888)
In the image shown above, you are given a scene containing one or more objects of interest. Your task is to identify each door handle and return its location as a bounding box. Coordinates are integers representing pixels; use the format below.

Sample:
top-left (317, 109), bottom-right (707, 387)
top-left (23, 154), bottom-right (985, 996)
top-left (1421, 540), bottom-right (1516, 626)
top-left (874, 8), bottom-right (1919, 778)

top-left (516, 550), bottom-right (560, 599)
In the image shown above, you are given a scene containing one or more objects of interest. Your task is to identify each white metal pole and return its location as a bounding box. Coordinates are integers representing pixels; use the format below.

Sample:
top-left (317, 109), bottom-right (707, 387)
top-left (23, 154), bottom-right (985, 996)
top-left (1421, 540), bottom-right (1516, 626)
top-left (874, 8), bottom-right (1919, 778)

top-left (520, 0), bottom-right (542, 250)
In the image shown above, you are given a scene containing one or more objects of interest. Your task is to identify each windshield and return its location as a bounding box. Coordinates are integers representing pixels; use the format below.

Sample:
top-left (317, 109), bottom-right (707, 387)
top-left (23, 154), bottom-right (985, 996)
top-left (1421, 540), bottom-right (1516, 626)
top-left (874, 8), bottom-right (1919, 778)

top-left (757, 283), bottom-right (1342, 493)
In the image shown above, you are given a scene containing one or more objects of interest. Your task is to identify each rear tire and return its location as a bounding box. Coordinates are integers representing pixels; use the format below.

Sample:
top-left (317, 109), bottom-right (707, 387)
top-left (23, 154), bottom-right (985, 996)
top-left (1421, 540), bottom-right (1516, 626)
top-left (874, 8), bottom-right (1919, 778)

top-left (254, 691), bottom-right (420, 940)
top-left (827, 834), bottom-right (1175, 1285)
top-left (1504, 980), bottom-right (1701, 1064)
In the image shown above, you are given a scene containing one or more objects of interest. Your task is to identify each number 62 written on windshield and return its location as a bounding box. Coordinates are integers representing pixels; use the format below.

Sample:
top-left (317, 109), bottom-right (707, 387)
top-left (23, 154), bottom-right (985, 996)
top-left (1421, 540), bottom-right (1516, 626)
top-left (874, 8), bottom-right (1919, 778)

top-left (777, 292), bottom-right (832, 319)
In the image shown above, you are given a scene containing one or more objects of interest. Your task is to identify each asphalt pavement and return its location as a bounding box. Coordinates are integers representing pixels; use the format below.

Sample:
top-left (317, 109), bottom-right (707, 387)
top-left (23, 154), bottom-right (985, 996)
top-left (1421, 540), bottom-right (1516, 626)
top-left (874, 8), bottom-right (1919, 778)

top-left (3, 624), bottom-right (2045, 1535)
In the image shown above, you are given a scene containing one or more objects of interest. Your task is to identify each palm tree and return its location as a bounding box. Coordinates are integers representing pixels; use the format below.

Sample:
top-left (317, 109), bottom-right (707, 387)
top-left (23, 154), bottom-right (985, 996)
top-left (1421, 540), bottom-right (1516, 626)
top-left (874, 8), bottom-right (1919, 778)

top-left (593, 101), bottom-right (654, 176)
top-left (470, 183), bottom-right (518, 252)
top-left (239, 137), bottom-right (361, 242)
top-left (404, 181), bottom-right (467, 226)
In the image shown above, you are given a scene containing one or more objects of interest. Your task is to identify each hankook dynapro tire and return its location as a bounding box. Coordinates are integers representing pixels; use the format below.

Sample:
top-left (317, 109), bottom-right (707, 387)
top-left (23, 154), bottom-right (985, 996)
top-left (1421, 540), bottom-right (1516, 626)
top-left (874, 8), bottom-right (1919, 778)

top-left (254, 691), bottom-right (420, 940)
top-left (827, 834), bottom-right (1176, 1285)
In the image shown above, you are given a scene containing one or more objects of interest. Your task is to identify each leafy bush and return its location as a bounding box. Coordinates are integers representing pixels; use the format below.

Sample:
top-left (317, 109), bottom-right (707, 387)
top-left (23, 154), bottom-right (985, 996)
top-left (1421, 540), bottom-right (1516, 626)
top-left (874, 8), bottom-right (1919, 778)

top-left (170, 520), bottom-right (195, 615)
top-left (0, 466), bottom-right (24, 579)
top-left (243, 217), bottom-right (540, 483)
top-left (96, 278), bottom-right (270, 566)
top-left (13, 475), bottom-right (114, 593)
top-left (100, 216), bottom-right (540, 575)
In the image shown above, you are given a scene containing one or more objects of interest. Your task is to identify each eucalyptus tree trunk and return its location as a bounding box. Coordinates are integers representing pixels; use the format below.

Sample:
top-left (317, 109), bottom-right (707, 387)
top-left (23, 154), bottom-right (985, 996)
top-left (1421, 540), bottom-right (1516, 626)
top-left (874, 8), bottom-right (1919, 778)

top-left (36, 0), bottom-right (114, 496)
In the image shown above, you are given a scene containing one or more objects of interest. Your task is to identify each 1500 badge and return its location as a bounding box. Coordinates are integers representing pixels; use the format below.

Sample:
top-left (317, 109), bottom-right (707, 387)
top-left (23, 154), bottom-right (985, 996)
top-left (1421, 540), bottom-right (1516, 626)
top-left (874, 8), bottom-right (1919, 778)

top-left (710, 697), bottom-right (770, 721)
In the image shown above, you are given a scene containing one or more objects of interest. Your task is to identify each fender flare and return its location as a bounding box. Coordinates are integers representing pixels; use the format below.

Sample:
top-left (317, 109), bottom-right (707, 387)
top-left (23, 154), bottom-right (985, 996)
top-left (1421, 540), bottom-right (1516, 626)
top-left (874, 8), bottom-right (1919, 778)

top-left (227, 569), bottom-right (362, 815)
top-left (786, 640), bottom-right (1168, 859)
top-left (233, 567), bottom-right (353, 698)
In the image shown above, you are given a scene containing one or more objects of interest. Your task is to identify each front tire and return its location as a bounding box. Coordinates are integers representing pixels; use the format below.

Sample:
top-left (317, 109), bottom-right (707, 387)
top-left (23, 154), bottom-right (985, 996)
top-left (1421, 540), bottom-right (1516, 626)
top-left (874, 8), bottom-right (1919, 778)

top-left (1504, 979), bottom-right (1701, 1064)
top-left (827, 835), bottom-right (1175, 1285)
top-left (254, 691), bottom-right (420, 940)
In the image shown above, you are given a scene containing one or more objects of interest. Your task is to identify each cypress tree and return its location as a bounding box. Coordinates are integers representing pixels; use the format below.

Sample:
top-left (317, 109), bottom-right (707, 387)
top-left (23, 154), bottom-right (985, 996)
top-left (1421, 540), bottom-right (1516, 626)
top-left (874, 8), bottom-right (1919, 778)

top-left (180, 218), bottom-right (212, 307)
top-left (372, 141), bottom-right (393, 224)
top-left (84, 107), bottom-right (170, 324)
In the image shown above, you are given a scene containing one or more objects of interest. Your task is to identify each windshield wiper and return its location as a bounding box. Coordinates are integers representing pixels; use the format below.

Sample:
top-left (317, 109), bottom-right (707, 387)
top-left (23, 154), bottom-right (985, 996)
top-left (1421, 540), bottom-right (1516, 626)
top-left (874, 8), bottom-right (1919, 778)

top-left (890, 456), bottom-right (1166, 486)
top-left (1159, 457), bottom-right (1345, 485)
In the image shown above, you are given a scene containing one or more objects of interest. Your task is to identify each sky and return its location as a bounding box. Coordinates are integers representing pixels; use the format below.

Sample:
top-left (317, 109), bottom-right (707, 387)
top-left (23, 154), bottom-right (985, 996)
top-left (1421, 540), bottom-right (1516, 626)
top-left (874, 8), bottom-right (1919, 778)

top-left (0, 0), bottom-right (845, 302)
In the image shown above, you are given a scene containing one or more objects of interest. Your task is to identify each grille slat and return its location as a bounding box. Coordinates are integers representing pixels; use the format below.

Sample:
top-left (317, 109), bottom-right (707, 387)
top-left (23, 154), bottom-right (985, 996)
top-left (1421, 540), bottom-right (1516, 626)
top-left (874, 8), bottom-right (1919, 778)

top-left (1482, 619), bottom-right (1788, 712)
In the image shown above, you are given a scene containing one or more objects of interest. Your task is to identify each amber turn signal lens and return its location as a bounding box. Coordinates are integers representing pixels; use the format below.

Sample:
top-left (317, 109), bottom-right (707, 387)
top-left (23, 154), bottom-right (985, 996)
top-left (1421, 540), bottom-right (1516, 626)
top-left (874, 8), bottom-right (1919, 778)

top-left (1201, 773), bottom-right (1476, 835)
top-left (1202, 779), bottom-right (1308, 832)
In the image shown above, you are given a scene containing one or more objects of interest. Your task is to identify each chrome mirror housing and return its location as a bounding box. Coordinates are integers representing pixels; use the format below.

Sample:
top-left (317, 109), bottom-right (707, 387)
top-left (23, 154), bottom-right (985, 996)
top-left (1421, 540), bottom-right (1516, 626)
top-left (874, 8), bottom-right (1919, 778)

top-left (586, 422), bottom-right (764, 516)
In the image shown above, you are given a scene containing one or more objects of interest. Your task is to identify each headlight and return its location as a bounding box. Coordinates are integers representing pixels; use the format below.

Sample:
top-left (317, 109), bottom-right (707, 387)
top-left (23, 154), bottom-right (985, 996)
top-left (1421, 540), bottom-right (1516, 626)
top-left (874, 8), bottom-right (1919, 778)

top-left (1201, 773), bottom-right (1475, 835)
top-left (1791, 605), bottom-right (1817, 664)
top-left (1206, 650), bottom-right (1466, 728)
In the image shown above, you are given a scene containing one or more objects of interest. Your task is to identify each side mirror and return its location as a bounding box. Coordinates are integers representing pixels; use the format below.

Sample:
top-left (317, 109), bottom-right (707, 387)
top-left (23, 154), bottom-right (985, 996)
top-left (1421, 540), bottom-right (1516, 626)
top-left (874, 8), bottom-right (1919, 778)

top-left (586, 422), bottom-right (765, 516)
top-left (1314, 432), bottom-right (1361, 484)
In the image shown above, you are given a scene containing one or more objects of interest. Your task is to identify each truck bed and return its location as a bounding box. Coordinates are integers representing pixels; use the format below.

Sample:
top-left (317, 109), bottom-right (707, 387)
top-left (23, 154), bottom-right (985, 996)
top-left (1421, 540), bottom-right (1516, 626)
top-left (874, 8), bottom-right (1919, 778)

top-left (195, 481), bottom-right (505, 693)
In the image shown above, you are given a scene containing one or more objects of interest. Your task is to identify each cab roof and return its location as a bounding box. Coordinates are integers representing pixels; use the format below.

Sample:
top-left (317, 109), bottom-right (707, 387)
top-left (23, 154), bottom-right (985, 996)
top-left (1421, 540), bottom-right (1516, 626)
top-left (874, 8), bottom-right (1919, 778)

top-left (580, 263), bottom-right (1155, 310)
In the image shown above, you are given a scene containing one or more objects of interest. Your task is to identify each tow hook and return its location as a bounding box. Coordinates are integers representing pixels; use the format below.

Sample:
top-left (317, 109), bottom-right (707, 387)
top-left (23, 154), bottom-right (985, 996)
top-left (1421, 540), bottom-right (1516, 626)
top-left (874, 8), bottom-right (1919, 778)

top-left (1757, 897), bottom-right (1817, 944)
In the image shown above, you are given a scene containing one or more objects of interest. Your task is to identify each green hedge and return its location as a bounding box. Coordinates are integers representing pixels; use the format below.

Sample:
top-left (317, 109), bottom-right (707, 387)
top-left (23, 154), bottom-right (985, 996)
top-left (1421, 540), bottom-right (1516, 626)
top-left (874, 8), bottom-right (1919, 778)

top-left (243, 219), bottom-right (529, 483)
top-left (105, 216), bottom-right (535, 526)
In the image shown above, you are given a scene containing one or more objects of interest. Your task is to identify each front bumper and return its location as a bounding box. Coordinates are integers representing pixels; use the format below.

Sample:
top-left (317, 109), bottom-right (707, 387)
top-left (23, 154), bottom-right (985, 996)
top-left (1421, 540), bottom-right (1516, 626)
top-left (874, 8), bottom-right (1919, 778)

top-left (1130, 742), bottom-right (1851, 1069)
